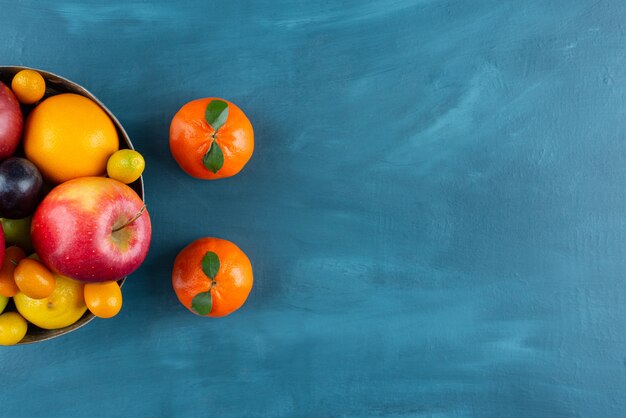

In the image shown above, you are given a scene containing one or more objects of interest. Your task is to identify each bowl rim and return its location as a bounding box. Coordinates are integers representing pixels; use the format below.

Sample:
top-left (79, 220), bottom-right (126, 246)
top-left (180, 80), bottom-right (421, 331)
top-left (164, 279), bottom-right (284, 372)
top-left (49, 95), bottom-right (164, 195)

top-left (0, 65), bottom-right (144, 344)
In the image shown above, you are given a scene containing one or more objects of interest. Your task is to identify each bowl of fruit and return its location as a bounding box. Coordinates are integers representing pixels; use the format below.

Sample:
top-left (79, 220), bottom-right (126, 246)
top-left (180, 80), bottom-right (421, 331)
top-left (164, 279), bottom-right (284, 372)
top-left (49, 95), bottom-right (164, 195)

top-left (0, 66), bottom-right (151, 345)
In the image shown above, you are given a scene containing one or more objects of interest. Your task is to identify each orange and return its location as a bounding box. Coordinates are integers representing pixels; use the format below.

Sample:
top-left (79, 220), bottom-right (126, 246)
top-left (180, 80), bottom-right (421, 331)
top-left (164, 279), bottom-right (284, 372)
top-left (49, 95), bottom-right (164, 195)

top-left (0, 246), bottom-right (25, 297)
top-left (170, 98), bottom-right (254, 179)
top-left (24, 93), bottom-right (119, 184)
top-left (172, 237), bottom-right (253, 317)
top-left (11, 69), bottom-right (45, 104)
top-left (14, 258), bottom-right (56, 299)
top-left (84, 281), bottom-right (122, 318)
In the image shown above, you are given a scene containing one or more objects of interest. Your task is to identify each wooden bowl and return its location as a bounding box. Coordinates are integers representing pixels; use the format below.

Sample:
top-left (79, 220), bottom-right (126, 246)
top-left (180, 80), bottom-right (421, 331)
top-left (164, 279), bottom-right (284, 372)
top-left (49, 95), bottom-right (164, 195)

top-left (0, 66), bottom-right (143, 344)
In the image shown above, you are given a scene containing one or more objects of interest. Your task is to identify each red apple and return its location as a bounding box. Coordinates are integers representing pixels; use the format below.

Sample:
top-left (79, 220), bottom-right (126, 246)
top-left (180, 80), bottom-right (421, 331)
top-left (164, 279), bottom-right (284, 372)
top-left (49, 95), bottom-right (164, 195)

top-left (31, 177), bottom-right (151, 282)
top-left (0, 81), bottom-right (22, 159)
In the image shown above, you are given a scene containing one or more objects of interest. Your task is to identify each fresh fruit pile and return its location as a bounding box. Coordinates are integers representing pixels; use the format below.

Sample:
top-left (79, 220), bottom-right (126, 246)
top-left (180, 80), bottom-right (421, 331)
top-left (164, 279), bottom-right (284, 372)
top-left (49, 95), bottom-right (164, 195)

top-left (0, 69), bottom-right (151, 345)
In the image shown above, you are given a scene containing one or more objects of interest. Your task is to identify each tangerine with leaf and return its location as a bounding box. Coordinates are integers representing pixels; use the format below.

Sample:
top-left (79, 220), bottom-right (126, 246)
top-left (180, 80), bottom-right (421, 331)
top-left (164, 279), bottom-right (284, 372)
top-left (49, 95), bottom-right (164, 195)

top-left (169, 98), bottom-right (254, 179)
top-left (172, 237), bottom-right (253, 317)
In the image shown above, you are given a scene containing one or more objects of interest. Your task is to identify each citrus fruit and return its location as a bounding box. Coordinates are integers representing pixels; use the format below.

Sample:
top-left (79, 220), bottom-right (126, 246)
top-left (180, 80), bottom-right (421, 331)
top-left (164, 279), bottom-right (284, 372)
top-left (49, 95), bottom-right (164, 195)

top-left (1, 217), bottom-right (33, 251)
top-left (24, 93), bottom-right (119, 183)
top-left (84, 281), bottom-right (122, 318)
top-left (107, 149), bottom-right (145, 184)
top-left (0, 295), bottom-right (7, 314)
top-left (172, 237), bottom-right (253, 317)
top-left (170, 98), bottom-right (254, 179)
top-left (0, 312), bottom-right (27, 345)
top-left (11, 69), bottom-right (45, 105)
top-left (14, 274), bottom-right (87, 329)
top-left (14, 258), bottom-right (56, 299)
top-left (0, 246), bottom-right (25, 297)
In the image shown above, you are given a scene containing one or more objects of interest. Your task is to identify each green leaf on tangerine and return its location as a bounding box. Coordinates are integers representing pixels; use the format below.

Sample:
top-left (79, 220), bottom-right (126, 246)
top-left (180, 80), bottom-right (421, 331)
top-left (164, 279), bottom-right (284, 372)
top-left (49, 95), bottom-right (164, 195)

top-left (205, 99), bottom-right (229, 131)
top-left (191, 291), bottom-right (212, 315)
top-left (202, 141), bottom-right (224, 173)
top-left (202, 251), bottom-right (220, 279)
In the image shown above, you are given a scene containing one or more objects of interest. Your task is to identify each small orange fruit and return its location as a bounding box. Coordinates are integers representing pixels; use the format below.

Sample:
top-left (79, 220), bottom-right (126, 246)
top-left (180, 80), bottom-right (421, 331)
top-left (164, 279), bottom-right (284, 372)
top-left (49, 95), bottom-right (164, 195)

top-left (11, 69), bottom-right (45, 104)
top-left (170, 98), bottom-right (254, 179)
top-left (172, 237), bottom-right (253, 317)
top-left (14, 258), bottom-right (56, 299)
top-left (24, 93), bottom-right (119, 183)
top-left (0, 246), bottom-right (26, 297)
top-left (84, 281), bottom-right (122, 318)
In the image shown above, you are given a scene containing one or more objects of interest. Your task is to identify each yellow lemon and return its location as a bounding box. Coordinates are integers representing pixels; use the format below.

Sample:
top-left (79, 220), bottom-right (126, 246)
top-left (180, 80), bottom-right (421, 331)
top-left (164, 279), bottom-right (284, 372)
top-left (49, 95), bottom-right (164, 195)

top-left (24, 93), bottom-right (119, 184)
top-left (0, 312), bottom-right (28, 346)
top-left (11, 69), bottom-right (46, 104)
top-left (14, 274), bottom-right (87, 330)
top-left (107, 149), bottom-right (145, 184)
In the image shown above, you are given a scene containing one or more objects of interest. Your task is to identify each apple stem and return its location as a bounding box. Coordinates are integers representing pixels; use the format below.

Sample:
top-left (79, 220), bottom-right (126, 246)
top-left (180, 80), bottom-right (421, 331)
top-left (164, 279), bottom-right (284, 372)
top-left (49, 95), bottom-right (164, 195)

top-left (112, 205), bottom-right (146, 233)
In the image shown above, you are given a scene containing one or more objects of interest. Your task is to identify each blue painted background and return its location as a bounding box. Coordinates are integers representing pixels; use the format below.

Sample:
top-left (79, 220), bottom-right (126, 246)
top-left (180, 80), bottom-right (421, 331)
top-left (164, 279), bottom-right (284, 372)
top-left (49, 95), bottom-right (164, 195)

top-left (1, 1), bottom-right (626, 416)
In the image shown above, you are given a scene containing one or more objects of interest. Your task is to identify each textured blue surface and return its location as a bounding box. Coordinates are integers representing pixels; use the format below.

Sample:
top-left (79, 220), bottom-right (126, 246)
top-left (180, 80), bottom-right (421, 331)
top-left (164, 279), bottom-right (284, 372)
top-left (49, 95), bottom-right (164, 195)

top-left (1, 0), bottom-right (626, 416)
